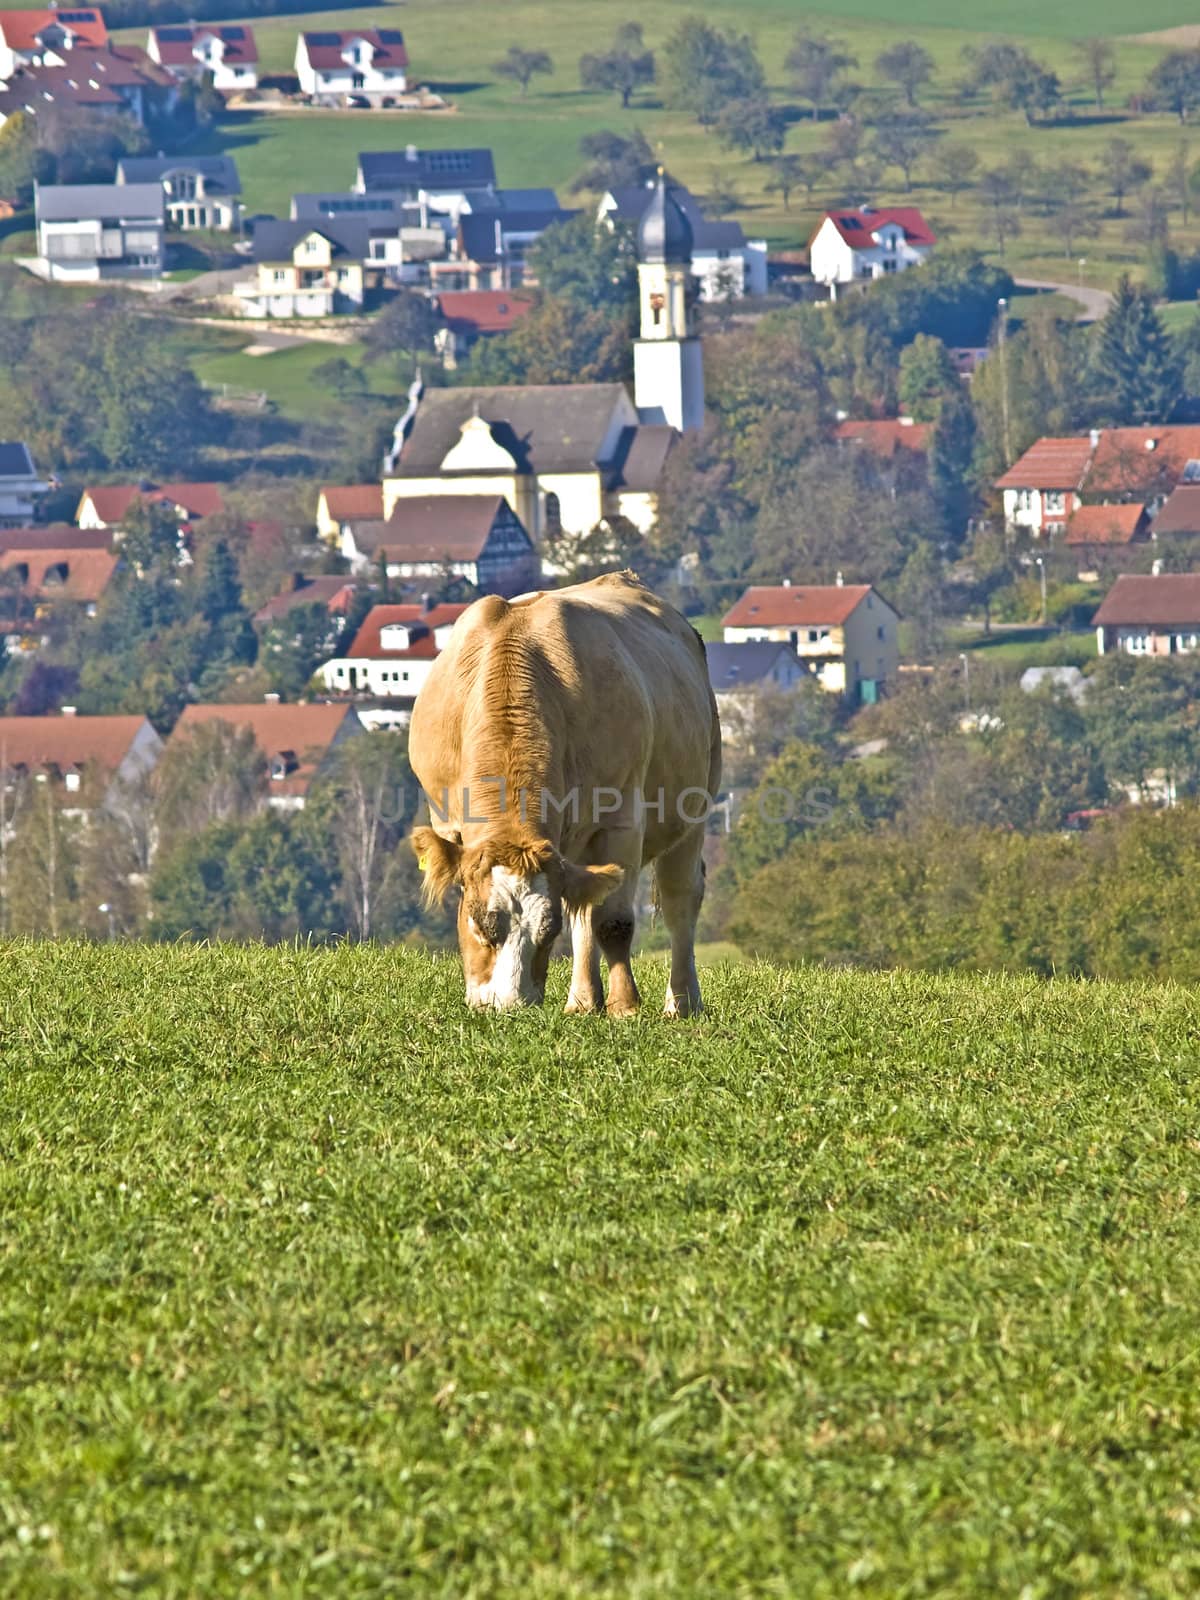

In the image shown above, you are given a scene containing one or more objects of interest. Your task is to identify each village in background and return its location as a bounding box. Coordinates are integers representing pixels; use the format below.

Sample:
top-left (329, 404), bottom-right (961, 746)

top-left (4, 4), bottom-right (1200, 973)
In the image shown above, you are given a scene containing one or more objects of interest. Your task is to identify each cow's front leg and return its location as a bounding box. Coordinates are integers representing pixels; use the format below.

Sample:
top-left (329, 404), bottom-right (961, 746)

top-left (564, 907), bottom-right (604, 1013)
top-left (655, 835), bottom-right (705, 1018)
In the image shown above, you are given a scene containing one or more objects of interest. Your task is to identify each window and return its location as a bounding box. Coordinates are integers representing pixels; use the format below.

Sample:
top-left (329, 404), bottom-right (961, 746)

top-left (273, 269), bottom-right (286, 283)
top-left (64, 770), bottom-right (80, 793)
top-left (543, 491), bottom-right (562, 537)
top-left (807, 628), bottom-right (819, 643)
top-left (877, 625), bottom-right (886, 641)
top-left (1045, 491), bottom-right (1065, 512)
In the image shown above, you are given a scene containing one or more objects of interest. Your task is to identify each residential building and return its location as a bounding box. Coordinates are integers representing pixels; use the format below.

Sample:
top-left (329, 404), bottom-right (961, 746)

top-left (598, 180), bottom-right (768, 300)
top-left (0, 7), bottom-right (107, 83)
top-left (146, 23), bottom-right (258, 91)
top-left (0, 526), bottom-right (118, 630)
top-left (76, 481), bottom-right (225, 530)
top-left (336, 495), bottom-right (537, 594)
top-left (0, 443), bottom-right (49, 527)
top-left (808, 205), bottom-right (935, 295)
top-left (0, 711), bottom-right (161, 808)
top-left (354, 146), bottom-right (495, 207)
top-left (1151, 484), bottom-right (1200, 541)
top-left (1063, 503), bottom-right (1149, 578)
top-left (994, 436), bottom-right (1094, 536)
top-left (316, 485), bottom-right (383, 544)
top-left (1093, 574), bottom-right (1200, 657)
top-left (234, 219), bottom-right (370, 317)
top-left (722, 580), bottom-right (900, 703)
top-left (295, 29), bottom-right (408, 105)
top-left (434, 289), bottom-right (534, 368)
top-left (252, 573), bottom-right (359, 628)
top-left (171, 701), bottom-right (364, 810)
top-left (429, 203), bottom-right (577, 292)
top-left (706, 640), bottom-right (808, 719)
top-left (319, 601), bottom-right (466, 703)
top-left (117, 154), bottom-right (241, 232)
top-left (383, 382), bottom-right (674, 539)
top-left (33, 181), bottom-right (164, 281)
top-left (833, 416), bottom-right (931, 459)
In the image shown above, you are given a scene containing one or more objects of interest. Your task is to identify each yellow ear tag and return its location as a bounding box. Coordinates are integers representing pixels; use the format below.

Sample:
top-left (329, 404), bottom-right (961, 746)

top-left (418, 855), bottom-right (429, 873)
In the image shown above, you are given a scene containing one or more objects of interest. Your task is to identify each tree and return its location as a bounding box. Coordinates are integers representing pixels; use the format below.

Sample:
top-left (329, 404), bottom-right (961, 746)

top-left (978, 168), bottom-right (1022, 255)
top-left (525, 212), bottom-right (637, 312)
top-left (1099, 137), bottom-right (1152, 217)
top-left (1010, 66), bottom-right (1061, 125)
top-left (493, 45), bottom-right (554, 96)
top-left (660, 17), bottom-right (765, 127)
top-left (897, 543), bottom-right (948, 662)
top-left (787, 29), bottom-right (857, 119)
top-left (309, 735), bottom-right (411, 941)
top-left (716, 95), bottom-right (787, 161)
top-left (571, 127), bottom-right (656, 193)
top-left (931, 144), bottom-right (978, 209)
top-left (874, 40), bottom-right (934, 107)
top-left (765, 153), bottom-right (827, 210)
top-left (579, 22), bottom-right (655, 108)
top-left (1075, 37), bottom-right (1116, 109)
top-left (869, 111), bottom-right (936, 192)
top-left (121, 498), bottom-right (184, 574)
top-left (0, 111), bottom-right (43, 203)
top-left (961, 524), bottom-right (1017, 635)
top-left (312, 356), bottom-right (366, 404)
top-left (154, 720), bottom-right (266, 850)
top-left (1148, 51), bottom-right (1200, 122)
top-left (362, 291), bottom-right (440, 367)
top-left (83, 312), bottom-right (217, 475)
top-left (898, 334), bottom-right (960, 421)
top-left (1091, 276), bottom-right (1182, 425)
top-left (1167, 142), bottom-right (1192, 224)
top-left (1058, 195), bottom-right (1097, 259)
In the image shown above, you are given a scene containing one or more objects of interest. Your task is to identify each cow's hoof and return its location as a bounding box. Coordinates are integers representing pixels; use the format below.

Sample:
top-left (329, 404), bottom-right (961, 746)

top-left (606, 999), bottom-right (641, 1018)
top-left (663, 993), bottom-right (702, 1019)
top-left (565, 993), bottom-right (604, 1015)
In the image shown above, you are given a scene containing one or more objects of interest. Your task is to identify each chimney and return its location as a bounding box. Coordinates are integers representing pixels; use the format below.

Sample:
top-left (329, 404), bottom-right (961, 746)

top-left (264, 692), bottom-right (281, 705)
top-left (835, 571), bottom-right (845, 587)
top-left (1089, 428), bottom-right (1100, 448)
top-left (61, 705), bottom-right (76, 716)
top-left (406, 143), bottom-right (417, 162)
top-left (1152, 558), bottom-right (1164, 576)
top-left (421, 591), bottom-right (433, 612)
top-left (782, 578), bottom-right (791, 588)
top-left (1145, 437), bottom-right (1157, 451)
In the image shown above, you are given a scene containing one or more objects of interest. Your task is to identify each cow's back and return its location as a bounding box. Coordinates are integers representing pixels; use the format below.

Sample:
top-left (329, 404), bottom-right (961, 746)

top-left (410, 573), bottom-right (720, 857)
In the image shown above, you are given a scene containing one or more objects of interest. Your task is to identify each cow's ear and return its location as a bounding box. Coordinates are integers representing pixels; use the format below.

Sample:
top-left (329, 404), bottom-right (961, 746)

top-left (412, 826), bottom-right (462, 907)
top-left (560, 859), bottom-right (624, 913)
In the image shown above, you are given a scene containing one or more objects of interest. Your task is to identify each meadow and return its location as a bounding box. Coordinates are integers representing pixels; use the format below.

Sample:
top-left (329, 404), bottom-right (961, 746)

top-left (5, 941), bottom-right (1200, 1594)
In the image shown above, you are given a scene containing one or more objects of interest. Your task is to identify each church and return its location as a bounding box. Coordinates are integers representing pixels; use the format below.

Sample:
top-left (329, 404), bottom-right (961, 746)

top-left (367, 174), bottom-right (704, 546)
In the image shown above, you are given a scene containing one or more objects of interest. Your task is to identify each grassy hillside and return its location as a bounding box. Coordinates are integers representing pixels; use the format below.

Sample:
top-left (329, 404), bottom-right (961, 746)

top-left (5, 942), bottom-right (1200, 1594)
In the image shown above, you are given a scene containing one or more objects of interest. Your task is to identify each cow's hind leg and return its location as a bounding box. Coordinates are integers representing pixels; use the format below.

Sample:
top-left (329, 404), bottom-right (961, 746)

top-left (565, 908), bottom-right (604, 1014)
top-left (594, 833), bottom-right (642, 1017)
top-left (655, 832), bottom-right (705, 1018)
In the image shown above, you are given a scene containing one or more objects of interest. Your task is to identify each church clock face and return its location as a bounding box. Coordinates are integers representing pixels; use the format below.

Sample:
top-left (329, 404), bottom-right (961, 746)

top-left (649, 291), bottom-right (665, 326)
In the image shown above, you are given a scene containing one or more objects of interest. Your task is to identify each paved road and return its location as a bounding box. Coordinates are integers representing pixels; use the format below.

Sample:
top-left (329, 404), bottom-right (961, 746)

top-left (1014, 277), bottom-right (1114, 323)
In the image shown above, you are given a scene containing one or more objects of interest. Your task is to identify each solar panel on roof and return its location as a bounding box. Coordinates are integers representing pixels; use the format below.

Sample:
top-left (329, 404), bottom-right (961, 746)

top-left (222, 26), bottom-right (245, 38)
top-left (306, 32), bottom-right (342, 45)
top-left (156, 26), bottom-right (193, 40)
top-left (58, 11), bottom-right (99, 21)
top-left (377, 29), bottom-right (404, 42)
top-left (1183, 460), bottom-right (1200, 484)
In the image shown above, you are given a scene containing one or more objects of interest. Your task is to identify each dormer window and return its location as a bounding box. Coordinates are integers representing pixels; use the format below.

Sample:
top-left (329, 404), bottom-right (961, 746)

top-left (64, 768), bottom-right (81, 794)
top-left (270, 751), bottom-right (296, 782)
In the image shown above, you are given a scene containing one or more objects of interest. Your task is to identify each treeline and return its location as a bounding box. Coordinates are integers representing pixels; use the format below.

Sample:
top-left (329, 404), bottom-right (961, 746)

top-left (0, 722), bottom-right (448, 944)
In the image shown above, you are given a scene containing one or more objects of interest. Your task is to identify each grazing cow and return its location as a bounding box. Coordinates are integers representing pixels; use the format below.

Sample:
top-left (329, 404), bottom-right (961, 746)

top-left (410, 571), bottom-right (722, 1015)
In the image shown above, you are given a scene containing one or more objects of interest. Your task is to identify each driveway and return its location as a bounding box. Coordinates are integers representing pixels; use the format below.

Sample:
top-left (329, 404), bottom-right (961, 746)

top-left (1014, 277), bottom-right (1114, 323)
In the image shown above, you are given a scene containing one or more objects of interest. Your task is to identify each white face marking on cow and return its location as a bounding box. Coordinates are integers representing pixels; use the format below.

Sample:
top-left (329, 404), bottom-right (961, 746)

top-left (467, 868), bottom-right (557, 1011)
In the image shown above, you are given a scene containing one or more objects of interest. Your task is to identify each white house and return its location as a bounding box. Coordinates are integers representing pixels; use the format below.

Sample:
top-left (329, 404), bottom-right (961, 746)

top-left (117, 154), bottom-right (241, 232)
top-left (319, 602), bottom-right (466, 705)
top-left (598, 181), bottom-right (768, 300)
top-left (808, 205), bottom-right (935, 295)
top-left (354, 145), bottom-right (496, 208)
top-left (1092, 573), bottom-right (1200, 658)
top-left (0, 6), bottom-right (106, 83)
top-left (0, 442), bottom-right (49, 527)
top-left (146, 23), bottom-right (257, 91)
top-left (295, 29), bottom-right (408, 105)
top-left (33, 182), bottom-right (164, 282)
top-left (722, 581), bottom-right (900, 704)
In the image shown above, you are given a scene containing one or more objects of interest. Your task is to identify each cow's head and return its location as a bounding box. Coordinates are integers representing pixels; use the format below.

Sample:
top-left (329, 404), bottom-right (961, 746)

top-left (412, 826), bottom-right (623, 1010)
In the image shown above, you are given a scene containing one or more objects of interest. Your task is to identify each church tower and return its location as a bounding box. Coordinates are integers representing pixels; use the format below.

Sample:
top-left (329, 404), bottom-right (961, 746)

top-left (633, 172), bottom-right (704, 433)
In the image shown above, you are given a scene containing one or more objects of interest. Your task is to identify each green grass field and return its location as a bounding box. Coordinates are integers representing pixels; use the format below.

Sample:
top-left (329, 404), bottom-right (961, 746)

top-left (6, 942), bottom-right (1200, 1594)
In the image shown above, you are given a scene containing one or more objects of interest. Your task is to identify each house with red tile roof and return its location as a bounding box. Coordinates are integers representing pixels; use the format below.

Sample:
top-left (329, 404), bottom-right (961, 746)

top-left (833, 416), bottom-right (931, 459)
top-left (252, 573), bottom-right (359, 627)
top-left (319, 601), bottom-right (466, 705)
top-left (1063, 504), bottom-right (1149, 577)
top-left (146, 23), bottom-right (257, 92)
top-left (0, 7), bottom-right (107, 82)
top-left (316, 484), bottom-right (384, 543)
top-left (294, 28), bottom-right (408, 105)
top-left (722, 580), bottom-right (899, 703)
top-left (171, 701), bottom-right (364, 810)
top-left (997, 426), bottom-right (1200, 537)
top-left (994, 437), bottom-right (1096, 535)
top-left (435, 289), bottom-right (534, 368)
top-left (1093, 573), bottom-right (1200, 658)
top-left (808, 204), bottom-right (934, 296)
top-left (0, 531), bottom-right (118, 623)
top-left (0, 711), bottom-right (161, 807)
top-left (76, 481), bottom-right (225, 531)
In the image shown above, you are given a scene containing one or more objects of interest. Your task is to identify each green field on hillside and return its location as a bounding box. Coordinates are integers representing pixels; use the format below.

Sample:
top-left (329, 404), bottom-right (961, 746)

top-left (5, 942), bottom-right (1200, 1594)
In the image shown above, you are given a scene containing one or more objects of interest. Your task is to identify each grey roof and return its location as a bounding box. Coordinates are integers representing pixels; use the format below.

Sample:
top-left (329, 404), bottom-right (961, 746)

top-left (458, 208), bottom-right (576, 264)
top-left (607, 425), bottom-right (676, 492)
top-left (607, 180), bottom-right (745, 254)
top-left (468, 187), bottom-right (561, 213)
top-left (707, 641), bottom-right (800, 694)
top-left (392, 384), bottom-right (631, 477)
top-left (117, 154), bottom-right (241, 194)
top-left (1152, 484), bottom-right (1200, 536)
top-left (357, 147), bottom-right (495, 193)
top-left (252, 216), bottom-right (372, 263)
top-left (0, 442), bottom-right (36, 479)
top-left (35, 182), bottom-right (165, 224)
top-left (290, 191), bottom-right (421, 223)
top-left (638, 173), bottom-right (693, 265)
